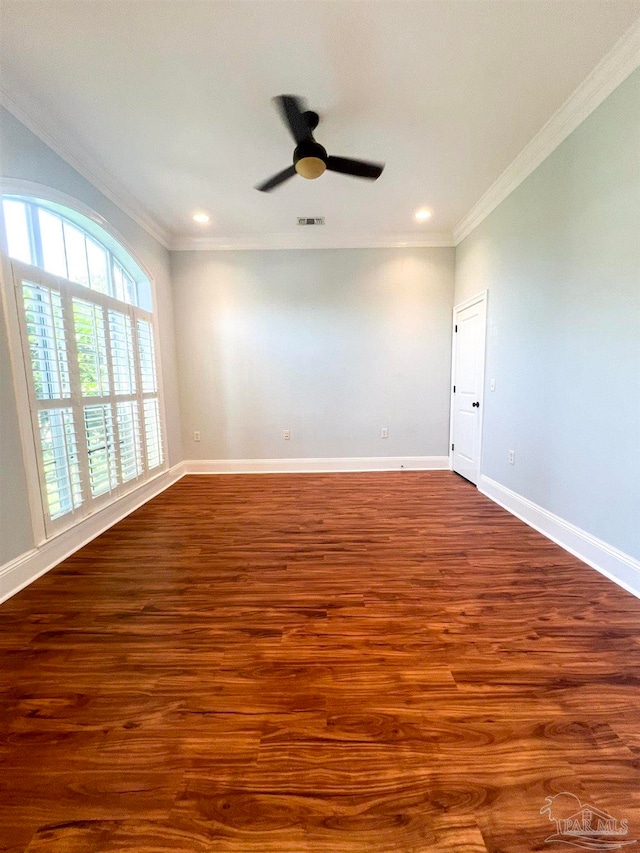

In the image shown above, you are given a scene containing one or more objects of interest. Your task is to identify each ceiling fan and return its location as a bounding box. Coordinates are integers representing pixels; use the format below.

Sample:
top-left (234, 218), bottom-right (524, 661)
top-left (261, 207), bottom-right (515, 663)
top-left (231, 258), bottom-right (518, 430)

top-left (256, 95), bottom-right (385, 192)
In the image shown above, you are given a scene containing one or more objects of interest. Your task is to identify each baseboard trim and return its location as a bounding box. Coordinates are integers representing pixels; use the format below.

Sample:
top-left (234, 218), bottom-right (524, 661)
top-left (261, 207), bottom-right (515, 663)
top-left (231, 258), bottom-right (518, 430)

top-left (479, 475), bottom-right (640, 600)
top-left (0, 463), bottom-right (185, 605)
top-left (184, 456), bottom-right (450, 475)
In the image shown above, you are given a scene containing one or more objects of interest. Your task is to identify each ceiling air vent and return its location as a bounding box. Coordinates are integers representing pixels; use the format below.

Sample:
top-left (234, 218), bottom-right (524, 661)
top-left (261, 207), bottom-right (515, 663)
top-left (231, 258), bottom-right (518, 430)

top-left (297, 217), bottom-right (325, 226)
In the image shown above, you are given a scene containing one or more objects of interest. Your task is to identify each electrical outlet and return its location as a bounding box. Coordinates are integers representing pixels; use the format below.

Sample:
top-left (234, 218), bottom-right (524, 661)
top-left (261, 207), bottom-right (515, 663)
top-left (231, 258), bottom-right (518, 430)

top-left (283, 429), bottom-right (290, 440)
top-left (381, 428), bottom-right (388, 439)
top-left (508, 449), bottom-right (515, 465)
top-left (490, 378), bottom-right (496, 391)
top-left (194, 431), bottom-right (201, 442)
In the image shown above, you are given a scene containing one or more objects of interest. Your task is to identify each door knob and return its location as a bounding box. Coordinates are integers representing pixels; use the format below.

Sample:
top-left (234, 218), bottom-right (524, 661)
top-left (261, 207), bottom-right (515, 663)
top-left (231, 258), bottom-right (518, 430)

top-left (472, 401), bottom-right (480, 408)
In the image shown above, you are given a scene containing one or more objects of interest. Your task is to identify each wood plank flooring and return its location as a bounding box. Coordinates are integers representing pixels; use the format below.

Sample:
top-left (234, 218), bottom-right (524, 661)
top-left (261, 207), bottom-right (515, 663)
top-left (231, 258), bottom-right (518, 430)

top-left (1, 471), bottom-right (639, 852)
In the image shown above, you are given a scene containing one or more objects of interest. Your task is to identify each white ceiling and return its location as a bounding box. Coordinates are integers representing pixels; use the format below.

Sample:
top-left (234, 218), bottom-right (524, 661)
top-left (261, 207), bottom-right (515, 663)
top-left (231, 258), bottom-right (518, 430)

top-left (1, 1), bottom-right (639, 248)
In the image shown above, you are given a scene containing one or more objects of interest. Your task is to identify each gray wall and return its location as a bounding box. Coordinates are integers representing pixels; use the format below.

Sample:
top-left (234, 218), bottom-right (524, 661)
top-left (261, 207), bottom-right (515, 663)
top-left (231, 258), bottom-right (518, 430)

top-left (0, 108), bottom-right (183, 565)
top-left (455, 69), bottom-right (640, 560)
top-left (171, 247), bottom-right (455, 460)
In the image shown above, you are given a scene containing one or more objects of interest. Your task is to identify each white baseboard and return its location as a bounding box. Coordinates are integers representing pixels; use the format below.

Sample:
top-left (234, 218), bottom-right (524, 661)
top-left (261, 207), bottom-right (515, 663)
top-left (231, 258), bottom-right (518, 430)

top-left (0, 463), bottom-right (185, 605)
top-left (183, 456), bottom-right (450, 475)
top-left (479, 475), bottom-right (640, 600)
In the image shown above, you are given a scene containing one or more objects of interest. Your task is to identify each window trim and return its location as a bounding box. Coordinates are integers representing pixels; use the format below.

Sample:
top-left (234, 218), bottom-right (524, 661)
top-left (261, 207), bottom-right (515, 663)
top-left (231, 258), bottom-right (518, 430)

top-left (0, 184), bottom-right (168, 545)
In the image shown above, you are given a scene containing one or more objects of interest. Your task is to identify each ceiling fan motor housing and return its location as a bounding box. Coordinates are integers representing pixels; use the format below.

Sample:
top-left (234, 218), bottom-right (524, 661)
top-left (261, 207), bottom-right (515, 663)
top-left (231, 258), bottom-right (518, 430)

top-left (255, 95), bottom-right (383, 191)
top-left (294, 140), bottom-right (327, 180)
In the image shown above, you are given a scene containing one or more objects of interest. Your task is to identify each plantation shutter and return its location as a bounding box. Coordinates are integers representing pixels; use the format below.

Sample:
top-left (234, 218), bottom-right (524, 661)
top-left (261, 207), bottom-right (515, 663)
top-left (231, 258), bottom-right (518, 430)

top-left (12, 260), bottom-right (164, 537)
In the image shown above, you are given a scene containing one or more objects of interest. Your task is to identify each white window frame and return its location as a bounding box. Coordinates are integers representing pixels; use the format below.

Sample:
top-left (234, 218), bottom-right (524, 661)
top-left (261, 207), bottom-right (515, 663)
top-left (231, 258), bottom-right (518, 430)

top-left (0, 184), bottom-right (168, 544)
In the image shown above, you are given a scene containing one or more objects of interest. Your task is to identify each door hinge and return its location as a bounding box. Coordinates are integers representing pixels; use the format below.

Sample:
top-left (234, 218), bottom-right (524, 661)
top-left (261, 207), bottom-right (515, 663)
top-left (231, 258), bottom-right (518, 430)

top-left (453, 385), bottom-right (456, 393)
top-left (451, 443), bottom-right (454, 451)
top-left (454, 324), bottom-right (457, 332)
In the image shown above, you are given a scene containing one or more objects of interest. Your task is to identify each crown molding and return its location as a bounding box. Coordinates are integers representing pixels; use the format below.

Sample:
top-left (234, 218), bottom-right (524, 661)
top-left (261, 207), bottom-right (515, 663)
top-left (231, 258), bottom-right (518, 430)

top-left (0, 79), bottom-right (452, 255)
top-left (4, 14), bottom-right (637, 255)
top-left (0, 87), bottom-right (171, 249)
top-left (169, 231), bottom-right (455, 251)
top-left (453, 17), bottom-right (640, 245)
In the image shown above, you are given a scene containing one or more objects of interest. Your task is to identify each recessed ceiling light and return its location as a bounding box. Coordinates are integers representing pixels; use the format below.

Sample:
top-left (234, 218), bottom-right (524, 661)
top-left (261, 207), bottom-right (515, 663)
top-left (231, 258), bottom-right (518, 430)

top-left (193, 213), bottom-right (210, 223)
top-left (415, 209), bottom-right (432, 221)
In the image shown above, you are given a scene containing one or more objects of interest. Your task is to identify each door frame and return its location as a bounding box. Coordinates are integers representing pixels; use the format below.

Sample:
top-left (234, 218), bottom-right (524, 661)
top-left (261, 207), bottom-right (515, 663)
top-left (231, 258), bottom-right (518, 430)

top-left (448, 290), bottom-right (488, 483)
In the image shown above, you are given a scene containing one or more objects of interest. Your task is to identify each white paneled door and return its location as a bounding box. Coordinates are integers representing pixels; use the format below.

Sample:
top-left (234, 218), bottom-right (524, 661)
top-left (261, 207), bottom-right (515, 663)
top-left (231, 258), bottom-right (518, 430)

top-left (450, 293), bottom-right (487, 485)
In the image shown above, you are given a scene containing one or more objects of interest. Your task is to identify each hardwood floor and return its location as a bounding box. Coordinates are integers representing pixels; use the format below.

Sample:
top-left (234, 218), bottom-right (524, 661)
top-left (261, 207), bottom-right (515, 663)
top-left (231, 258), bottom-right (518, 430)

top-left (1, 471), bottom-right (639, 853)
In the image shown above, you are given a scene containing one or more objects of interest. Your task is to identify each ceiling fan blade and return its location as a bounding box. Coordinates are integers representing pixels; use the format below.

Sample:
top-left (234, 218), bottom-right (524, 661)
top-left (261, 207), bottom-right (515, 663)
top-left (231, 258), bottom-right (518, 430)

top-left (275, 95), bottom-right (313, 144)
top-left (255, 165), bottom-right (297, 192)
top-left (326, 156), bottom-right (384, 180)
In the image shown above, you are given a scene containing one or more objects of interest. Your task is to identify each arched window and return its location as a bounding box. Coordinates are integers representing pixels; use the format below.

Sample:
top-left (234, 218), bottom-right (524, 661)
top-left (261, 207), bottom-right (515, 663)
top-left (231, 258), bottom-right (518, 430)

top-left (2, 195), bottom-right (152, 309)
top-left (2, 194), bottom-right (164, 537)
